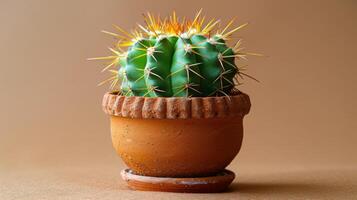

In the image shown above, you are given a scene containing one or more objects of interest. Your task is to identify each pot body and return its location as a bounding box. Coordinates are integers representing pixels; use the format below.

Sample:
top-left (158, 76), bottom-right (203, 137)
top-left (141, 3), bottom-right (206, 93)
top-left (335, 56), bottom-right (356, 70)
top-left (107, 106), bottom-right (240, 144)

top-left (111, 116), bottom-right (244, 177)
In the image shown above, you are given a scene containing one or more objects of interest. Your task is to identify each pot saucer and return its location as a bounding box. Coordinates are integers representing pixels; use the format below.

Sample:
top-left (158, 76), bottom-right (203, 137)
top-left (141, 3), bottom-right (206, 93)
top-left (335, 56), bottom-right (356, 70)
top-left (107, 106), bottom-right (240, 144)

top-left (121, 169), bottom-right (235, 193)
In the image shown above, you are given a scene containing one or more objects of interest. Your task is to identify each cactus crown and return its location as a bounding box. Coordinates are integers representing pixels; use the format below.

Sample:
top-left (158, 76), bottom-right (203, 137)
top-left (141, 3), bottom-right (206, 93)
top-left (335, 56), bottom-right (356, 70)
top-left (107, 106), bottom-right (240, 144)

top-left (90, 10), bottom-right (258, 97)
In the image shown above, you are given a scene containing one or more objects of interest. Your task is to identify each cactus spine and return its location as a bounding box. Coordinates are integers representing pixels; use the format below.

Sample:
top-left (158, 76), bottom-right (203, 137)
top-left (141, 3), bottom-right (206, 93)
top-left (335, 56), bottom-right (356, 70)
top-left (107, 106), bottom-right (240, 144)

top-left (91, 10), bottom-right (256, 97)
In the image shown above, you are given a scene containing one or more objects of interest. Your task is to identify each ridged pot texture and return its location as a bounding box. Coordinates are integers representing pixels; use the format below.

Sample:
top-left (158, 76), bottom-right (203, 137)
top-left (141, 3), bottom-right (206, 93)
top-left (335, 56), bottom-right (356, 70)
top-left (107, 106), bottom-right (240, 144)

top-left (110, 116), bottom-right (244, 177)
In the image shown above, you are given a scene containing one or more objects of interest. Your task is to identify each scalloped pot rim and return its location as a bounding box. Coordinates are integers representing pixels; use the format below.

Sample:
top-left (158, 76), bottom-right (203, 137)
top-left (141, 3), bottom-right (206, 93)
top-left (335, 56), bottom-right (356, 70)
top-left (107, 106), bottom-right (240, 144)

top-left (102, 92), bottom-right (251, 119)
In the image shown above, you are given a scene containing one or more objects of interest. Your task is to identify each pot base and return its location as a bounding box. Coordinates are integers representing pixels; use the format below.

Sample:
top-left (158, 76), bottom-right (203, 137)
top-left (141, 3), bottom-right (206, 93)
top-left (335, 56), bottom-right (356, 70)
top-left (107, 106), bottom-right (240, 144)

top-left (121, 168), bottom-right (235, 193)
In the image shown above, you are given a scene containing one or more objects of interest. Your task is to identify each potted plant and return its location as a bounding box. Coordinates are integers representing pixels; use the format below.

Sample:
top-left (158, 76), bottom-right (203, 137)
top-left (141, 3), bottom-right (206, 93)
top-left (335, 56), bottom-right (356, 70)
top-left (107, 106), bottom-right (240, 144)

top-left (90, 10), bottom-right (257, 193)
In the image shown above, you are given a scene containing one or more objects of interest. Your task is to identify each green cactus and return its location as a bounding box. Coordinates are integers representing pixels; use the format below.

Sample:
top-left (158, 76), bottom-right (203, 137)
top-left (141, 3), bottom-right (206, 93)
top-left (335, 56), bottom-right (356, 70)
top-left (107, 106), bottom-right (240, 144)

top-left (90, 11), bottom-right (257, 97)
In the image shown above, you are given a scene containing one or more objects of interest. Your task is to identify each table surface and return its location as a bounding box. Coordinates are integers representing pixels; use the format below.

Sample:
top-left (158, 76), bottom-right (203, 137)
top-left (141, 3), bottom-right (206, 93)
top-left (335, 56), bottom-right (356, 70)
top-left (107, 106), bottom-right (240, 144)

top-left (2, 161), bottom-right (357, 200)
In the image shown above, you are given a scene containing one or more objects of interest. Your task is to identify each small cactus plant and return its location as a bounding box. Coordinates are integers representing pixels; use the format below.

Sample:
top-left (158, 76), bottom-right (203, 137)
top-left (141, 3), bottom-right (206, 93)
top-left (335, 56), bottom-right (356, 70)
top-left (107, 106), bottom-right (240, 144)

top-left (90, 10), bottom-right (258, 97)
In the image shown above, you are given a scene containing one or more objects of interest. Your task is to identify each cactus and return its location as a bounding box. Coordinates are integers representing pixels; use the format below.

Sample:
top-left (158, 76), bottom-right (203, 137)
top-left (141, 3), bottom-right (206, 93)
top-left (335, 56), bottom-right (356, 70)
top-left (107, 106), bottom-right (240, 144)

top-left (90, 10), bottom-right (258, 97)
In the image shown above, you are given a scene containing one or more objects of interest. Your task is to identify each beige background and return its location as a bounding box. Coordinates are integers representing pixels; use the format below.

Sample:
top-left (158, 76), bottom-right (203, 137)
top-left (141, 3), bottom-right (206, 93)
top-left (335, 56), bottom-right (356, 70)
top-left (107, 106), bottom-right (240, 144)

top-left (1, 0), bottom-right (357, 199)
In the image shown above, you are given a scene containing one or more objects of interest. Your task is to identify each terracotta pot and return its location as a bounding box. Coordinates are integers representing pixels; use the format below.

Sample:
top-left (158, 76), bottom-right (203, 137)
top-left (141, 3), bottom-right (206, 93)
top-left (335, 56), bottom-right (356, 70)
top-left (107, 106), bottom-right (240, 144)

top-left (102, 92), bottom-right (251, 177)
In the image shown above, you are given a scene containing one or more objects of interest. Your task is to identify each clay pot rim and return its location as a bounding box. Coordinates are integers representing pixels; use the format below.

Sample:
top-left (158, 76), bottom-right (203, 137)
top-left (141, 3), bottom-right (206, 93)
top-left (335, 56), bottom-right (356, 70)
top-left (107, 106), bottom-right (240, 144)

top-left (107, 91), bottom-right (245, 99)
top-left (102, 91), bottom-right (251, 119)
